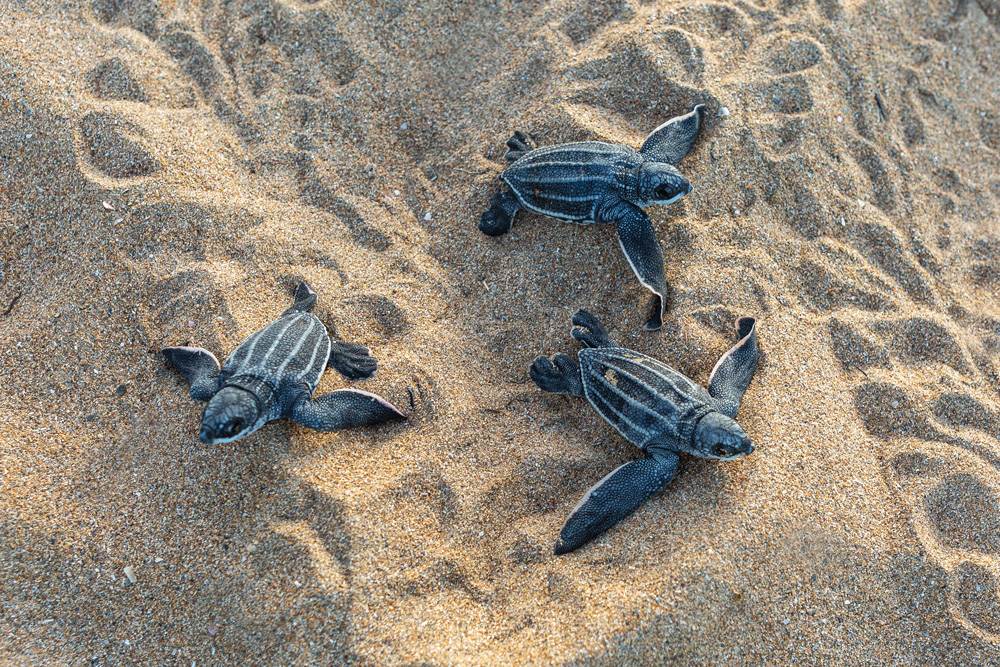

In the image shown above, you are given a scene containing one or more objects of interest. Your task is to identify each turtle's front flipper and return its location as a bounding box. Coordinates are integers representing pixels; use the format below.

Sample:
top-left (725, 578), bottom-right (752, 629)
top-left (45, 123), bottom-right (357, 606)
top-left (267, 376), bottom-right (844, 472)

top-left (162, 346), bottom-right (220, 401)
top-left (479, 188), bottom-right (521, 237)
top-left (639, 104), bottom-right (705, 165)
top-left (290, 388), bottom-right (405, 431)
top-left (707, 317), bottom-right (758, 418)
top-left (328, 341), bottom-right (378, 380)
top-left (555, 451), bottom-right (680, 555)
top-left (281, 281), bottom-right (318, 316)
top-left (503, 130), bottom-right (536, 162)
top-left (530, 354), bottom-right (584, 396)
top-left (599, 201), bottom-right (669, 331)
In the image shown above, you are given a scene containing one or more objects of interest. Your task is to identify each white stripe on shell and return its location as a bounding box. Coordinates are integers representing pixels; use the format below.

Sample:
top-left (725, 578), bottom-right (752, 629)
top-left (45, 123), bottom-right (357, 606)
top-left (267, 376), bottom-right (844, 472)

top-left (534, 192), bottom-right (598, 203)
top-left (599, 352), bottom-right (702, 403)
top-left (296, 323), bottom-right (329, 381)
top-left (587, 360), bottom-right (672, 424)
top-left (517, 175), bottom-right (617, 185)
top-left (515, 159), bottom-right (620, 170)
top-left (274, 317), bottom-right (317, 379)
top-left (229, 328), bottom-right (264, 371)
top-left (244, 313), bottom-right (302, 373)
top-left (516, 197), bottom-right (590, 221)
top-left (518, 145), bottom-right (625, 160)
top-left (586, 383), bottom-right (655, 441)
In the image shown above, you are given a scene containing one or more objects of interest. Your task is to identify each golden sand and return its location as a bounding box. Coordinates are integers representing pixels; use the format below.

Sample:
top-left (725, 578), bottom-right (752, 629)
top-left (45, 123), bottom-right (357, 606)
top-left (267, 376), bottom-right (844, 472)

top-left (2, 0), bottom-right (1000, 664)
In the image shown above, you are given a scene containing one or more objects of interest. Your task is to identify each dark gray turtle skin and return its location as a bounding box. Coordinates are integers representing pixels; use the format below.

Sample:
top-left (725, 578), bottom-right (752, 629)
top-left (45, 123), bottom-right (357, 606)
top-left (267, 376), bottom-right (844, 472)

top-left (479, 105), bottom-right (705, 331)
top-left (163, 282), bottom-right (405, 444)
top-left (529, 309), bottom-right (758, 554)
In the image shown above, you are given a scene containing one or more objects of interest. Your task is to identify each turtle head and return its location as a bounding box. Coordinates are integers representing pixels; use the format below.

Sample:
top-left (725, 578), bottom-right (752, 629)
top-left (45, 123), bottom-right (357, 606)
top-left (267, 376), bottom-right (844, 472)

top-left (199, 386), bottom-right (261, 444)
top-left (691, 411), bottom-right (754, 461)
top-left (636, 162), bottom-right (692, 207)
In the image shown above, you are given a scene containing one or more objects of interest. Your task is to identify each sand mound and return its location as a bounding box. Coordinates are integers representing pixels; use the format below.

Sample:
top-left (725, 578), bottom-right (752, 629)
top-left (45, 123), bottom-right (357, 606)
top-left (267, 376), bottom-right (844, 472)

top-left (2, 0), bottom-right (1000, 664)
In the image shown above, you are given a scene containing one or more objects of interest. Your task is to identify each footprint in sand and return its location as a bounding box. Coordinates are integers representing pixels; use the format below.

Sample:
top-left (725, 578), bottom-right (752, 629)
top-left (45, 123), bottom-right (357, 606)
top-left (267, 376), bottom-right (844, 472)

top-left (86, 58), bottom-right (149, 103)
top-left (560, 0), bottom-right (633, 44)
top-left (565, 32), bottom-right (717, 134)
top-left (78, 111), bottom-right (161, 179)
top-left (981, 111), bottom-right (1000, 152)
top-left (847, 325), bottom-right (1000, 642)
top-left (886, 440), bottom-right (1000, 641)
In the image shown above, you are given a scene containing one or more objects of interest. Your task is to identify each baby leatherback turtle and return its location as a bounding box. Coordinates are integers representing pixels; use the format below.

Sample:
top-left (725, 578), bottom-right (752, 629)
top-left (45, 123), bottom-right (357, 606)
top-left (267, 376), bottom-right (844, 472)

top-left (163, 282), bottom-right (404, 444)
top-left (530, 309), bottom-right (758, 554)
top-left (479, 105), bottom-right (705, 330)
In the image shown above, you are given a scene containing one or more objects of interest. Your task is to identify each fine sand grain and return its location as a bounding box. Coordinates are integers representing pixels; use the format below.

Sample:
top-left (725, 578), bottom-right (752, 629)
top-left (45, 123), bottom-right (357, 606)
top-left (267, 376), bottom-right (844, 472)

top-left (2, 0), bottom-right (1000, 665)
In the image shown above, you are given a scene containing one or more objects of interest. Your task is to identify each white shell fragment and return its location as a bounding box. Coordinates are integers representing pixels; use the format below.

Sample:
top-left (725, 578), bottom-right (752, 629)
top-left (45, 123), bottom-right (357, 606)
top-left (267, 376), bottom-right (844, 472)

top-left (102, 201), bottom-right (115, 211)
top-left (124, 566), bottom-right (137, 584)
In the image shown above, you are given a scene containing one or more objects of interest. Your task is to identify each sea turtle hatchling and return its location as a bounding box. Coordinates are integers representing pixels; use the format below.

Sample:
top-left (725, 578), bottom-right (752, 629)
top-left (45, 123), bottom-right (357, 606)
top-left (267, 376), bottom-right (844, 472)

top-left (479, 105), bottom-right (705, 330)
top-left (163, 282), bottom-right (405, 444)
top-left (530, 309), bottom-right (758, 554)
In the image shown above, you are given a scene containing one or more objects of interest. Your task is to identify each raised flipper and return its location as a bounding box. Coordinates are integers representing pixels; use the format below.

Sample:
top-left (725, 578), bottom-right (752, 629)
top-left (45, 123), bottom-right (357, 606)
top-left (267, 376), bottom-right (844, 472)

top-left (503, 130), bottom-right (536, 162)
top-left (707, 317), bottom-right (758, 418)
top-left (479, 188), bottom-right (521, 237)
top-left (530, 354), bottom-right (584, 397)
top-left (328, 341), bottom-right (378, 380)
top-left (290, 388), bottom-right (405, 431)
top-left (639, 104), bottom-right (705, 165)
top-left (555, 451), bottom-right (680, 555)
top-left (282, 281), bottom-right (318, 316)
top-left (596, 200), bottom-right (669, 331)
top-left (162, 346), bottom-right (220, 401)
top-left (570, 309), bottom-right (619, 348)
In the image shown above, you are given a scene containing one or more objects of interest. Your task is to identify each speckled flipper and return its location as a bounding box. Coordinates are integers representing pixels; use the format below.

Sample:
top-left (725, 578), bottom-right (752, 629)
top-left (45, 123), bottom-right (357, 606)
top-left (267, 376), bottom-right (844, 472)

top-left (290, 388), bottom-right (405, 431)
top-left (503, 131), bottom-right (536, 162)
top-left (328, 341), bottom-right (378, 380)
top-left (570, 310), bottom-right (619, 348)
top-left (639, 105), bottom-right (705, 165)
top-left (707, 317), bottom-right (758, 419)
top-left (530, 354), bottom-right (583, 396)
top-left (597, 201), bottom-right (669, 331)
top-left (162, 346), bottom-right (220, 401)
top-left (555, 451), bottom-right (680, 555)
top-left (281, 281), bottom-right (318, 316)
top-left (479, 188), bottom-right (521, 237)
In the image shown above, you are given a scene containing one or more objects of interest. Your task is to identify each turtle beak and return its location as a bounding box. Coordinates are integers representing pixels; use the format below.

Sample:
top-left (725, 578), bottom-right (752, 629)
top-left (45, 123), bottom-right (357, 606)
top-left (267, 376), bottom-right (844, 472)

top-left (198, 427), bottom-right (213, 444)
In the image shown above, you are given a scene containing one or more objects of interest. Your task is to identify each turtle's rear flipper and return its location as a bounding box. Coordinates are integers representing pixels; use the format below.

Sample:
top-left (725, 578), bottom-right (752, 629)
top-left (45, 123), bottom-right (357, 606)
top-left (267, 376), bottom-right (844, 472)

top-left (599, 201), bottom-right (669, 331)
top-left (571, 310), bottom-right (619, 348)
top-left (162, 346), bottom-right (220, 401)
top-left (479, 188), bottom-right (521, 237)
top-left (291, 388), bottom-right (405, 431)
top-left (555, 452), bottom-right (679, 555)
top-left (639, 104), bottom-right (704, 165)
top-left (503, 130), bottom-right (536, 162)
top-left (707, 317), bottom-right (758, 418)
top-left (328, 341), bottom-right (378, 380)
top-left (282, 282), bottom-right (318, 316)
top-left (530, 354), bottom-right (583, 397)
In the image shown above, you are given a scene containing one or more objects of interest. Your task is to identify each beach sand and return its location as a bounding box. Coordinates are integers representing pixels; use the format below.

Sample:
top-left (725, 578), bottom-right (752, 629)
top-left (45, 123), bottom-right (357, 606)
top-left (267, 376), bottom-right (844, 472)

top-left (2, 0), bottom-right (1000, 664)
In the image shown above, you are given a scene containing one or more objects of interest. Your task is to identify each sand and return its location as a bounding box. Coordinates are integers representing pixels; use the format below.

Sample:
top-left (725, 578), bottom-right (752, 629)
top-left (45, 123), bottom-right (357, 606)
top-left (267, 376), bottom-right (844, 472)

top-left (1, 0), bottom-right (1000, 664)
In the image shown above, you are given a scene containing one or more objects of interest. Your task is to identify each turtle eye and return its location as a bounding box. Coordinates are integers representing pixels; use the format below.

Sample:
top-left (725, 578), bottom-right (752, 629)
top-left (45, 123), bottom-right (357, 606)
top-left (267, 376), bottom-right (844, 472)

top-left (714, 444), bottom-right (737, 458)
top-left (221, 418), bottom-right (245, 438)
top-left (655, 184), bottom-right (678, 200)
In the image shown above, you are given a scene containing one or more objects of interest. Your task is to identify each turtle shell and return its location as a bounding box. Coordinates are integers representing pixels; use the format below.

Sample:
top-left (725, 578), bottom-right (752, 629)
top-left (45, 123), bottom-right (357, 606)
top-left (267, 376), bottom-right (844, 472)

top-left (219, 311), bottom-right (331, 394)
top-left (501, 142), bottom-right (643, 222)
top-left (579, 347), bottom-right (714, 449)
